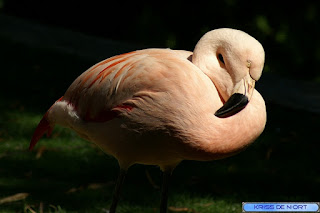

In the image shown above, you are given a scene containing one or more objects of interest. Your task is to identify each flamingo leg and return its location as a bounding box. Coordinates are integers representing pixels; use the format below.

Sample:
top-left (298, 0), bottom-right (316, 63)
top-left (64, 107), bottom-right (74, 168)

top-left (160, 170), bottom-right (172, 213)
top-left (109, 169), bottom-right (127, 213)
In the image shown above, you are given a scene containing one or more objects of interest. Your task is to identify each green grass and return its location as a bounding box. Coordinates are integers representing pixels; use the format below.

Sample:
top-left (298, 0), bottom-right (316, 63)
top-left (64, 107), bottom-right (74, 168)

top-left (0, 106), bottom-right (244, 213)
top-left (1, 105), bottom-right (319, 213)
top-left (0, 37), bottom-right (319, 212)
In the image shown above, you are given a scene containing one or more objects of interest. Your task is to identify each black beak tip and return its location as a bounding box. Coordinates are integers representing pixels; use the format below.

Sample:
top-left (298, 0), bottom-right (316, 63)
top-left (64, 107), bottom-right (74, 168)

top-left (215, 93), bottom-right (249, 118)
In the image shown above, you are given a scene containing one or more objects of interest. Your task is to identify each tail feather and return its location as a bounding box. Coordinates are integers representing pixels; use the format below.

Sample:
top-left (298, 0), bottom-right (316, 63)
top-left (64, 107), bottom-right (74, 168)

top-left (29, 112), bottom-right (54, 150)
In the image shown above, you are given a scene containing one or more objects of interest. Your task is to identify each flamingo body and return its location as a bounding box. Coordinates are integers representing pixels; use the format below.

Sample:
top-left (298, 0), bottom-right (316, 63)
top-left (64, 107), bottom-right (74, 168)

top-left (30, 29), bottom-right (266, 212)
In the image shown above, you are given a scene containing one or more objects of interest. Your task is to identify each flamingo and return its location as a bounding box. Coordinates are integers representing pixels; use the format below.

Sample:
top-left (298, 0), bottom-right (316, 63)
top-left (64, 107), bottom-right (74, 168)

top-left (29, 28), bottom-right (266, 213)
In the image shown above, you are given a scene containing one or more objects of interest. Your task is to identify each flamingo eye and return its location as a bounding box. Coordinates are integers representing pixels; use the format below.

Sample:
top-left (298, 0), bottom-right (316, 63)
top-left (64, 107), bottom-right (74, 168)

top-left (218, 53), bottom-right (225, 64)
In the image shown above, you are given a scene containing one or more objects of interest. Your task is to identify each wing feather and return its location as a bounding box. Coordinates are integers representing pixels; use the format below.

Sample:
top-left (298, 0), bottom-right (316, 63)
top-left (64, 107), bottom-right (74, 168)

top-left (63, 49), bottom-right (198, 124)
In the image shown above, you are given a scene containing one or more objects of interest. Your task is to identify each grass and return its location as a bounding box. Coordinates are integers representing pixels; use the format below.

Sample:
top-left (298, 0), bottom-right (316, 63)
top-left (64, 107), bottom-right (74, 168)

top-left (0, 36), bottom-right (319, 213)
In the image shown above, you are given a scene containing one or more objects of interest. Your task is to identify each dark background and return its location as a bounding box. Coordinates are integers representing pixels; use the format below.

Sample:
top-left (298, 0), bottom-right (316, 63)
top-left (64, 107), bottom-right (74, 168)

top-left (0, 1), bottom-right (319, 212)
top-left (2, 0), bottom-right (320, 81)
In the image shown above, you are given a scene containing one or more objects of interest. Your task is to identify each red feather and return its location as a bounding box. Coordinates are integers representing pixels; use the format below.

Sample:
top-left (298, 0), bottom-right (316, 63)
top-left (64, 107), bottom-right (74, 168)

top-left (29, 112), bottom-right (53, 150)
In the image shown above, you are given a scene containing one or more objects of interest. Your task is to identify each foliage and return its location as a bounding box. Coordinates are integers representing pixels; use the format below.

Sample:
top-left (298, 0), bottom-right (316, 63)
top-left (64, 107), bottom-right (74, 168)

top-left (1, 1), bottom-right (320, 81)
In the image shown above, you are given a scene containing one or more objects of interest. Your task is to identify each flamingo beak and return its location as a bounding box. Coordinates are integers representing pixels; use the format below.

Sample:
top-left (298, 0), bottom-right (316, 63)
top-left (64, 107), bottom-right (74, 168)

top-left (215, 74), bottom-right (255, 118)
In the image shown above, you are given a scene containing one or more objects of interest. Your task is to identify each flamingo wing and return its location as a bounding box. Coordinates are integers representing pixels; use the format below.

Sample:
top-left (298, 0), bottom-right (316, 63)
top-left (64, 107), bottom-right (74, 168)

top-left (30, 48), bottom-right (216, 151)
top-left (62, 49), bottom-right (199, 128)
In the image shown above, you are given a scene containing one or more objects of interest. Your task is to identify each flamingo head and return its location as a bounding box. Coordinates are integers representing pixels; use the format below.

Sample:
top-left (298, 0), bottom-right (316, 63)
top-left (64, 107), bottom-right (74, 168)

top-left (192, 28), bottom-right (265, 118)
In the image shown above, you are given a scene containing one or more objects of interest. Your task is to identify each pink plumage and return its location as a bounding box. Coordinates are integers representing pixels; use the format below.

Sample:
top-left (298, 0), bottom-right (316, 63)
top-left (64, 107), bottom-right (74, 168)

top-left (30, 29), bottom-right (266, 213)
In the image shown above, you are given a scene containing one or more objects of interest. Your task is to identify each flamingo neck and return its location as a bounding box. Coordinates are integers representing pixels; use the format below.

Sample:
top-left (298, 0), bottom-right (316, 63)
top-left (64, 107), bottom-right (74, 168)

top-left (192, 39), bottom-right (234, 103)
top-left (181, 90), bottom-right (266, 161)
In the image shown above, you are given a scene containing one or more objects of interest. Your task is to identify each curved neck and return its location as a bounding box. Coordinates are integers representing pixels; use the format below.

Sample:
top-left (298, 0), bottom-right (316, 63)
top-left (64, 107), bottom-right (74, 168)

top-left (181, 90), bottom-right (266, 161)
top-left (192, 36), bottom-right (218, 72)
top-left (192, 36), bottom-right (234, 102)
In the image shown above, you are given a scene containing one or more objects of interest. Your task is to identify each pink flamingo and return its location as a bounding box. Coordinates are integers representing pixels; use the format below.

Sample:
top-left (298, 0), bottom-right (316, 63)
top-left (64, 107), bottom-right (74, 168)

top-left (30, 28), bottom-right (266, 213)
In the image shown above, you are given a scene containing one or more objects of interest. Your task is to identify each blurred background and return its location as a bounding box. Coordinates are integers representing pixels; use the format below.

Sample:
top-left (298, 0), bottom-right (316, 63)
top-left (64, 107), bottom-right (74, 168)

top-left (2, 0), bottom-right (320, 81)
top-left (0, 1), bottom-right (319, 213)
